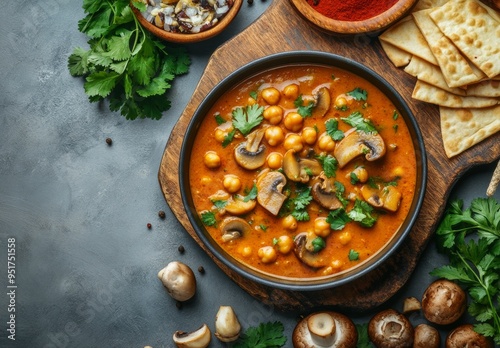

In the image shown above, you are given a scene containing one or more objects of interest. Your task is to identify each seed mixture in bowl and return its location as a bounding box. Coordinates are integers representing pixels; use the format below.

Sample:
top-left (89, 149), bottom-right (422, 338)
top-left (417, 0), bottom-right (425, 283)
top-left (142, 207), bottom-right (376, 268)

top-left (137, 0), bottom-right (234, 34)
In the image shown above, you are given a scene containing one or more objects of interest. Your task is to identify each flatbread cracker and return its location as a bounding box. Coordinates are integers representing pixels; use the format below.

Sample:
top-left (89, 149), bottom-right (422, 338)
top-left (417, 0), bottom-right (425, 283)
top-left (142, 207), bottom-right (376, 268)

top-left (379, 16), bottom-right (438, 66)
top-left (467, 80), bottom-right (500, 97)
top-left (404, 56), bottom-right (466, 95)
top-left (412, 0), bottom-right (449, 11)
top-left (440, 105), bottom-right (500, 157)
top-left (412, 9), bottom-right (484, 88)
top-left (380, 40), bottom-right (412, 67)
top-left (412, 80), bottom-right (500, 108)
top-left (430, 0), bottom-right (500, 78)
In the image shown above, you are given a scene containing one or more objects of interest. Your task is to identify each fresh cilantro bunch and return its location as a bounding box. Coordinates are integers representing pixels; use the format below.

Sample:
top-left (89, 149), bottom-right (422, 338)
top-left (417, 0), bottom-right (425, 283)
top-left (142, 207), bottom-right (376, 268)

top-left (234, 321), bottom-right (287, 348)
top-left (431, 197), bottom-right (500, 345)
top-left (68, 0), bottom-right (190, 120)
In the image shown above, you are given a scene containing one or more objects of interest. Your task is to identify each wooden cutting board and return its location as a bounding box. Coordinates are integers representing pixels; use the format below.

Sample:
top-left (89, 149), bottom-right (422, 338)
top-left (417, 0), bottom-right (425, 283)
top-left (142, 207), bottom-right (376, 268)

top-left (158, 0), bottom-right (500, 312)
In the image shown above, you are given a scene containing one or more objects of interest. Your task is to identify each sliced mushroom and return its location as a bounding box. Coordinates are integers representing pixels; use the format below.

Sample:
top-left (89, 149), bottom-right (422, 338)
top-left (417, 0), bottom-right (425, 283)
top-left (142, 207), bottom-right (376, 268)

top-left (283, 149), bottom-right (323, 183)
top-left (292, 311), bottom-right (358, 348)
top-left (173, 324), bottom-right (211, 348)
top-left (256, 170), bottom-right (287, 215)
top-left (234, 129), bottom-right (267, 170)
top-left (215, 305), bottom-right (241, 342)
top-left (334, 128), bottom-right (386, 168)
top-left (220, 216), bottom-right (252, 242)
top-left (402, 296), bottom-right (421, 314)
top-left (445, 324), bottom-right (493, 348)
top-left (368, 309), bottom-right (414, 348)
top-left (293, 232), bottom-right (328, 268)
top-left (313, 86), bottom-right (331, 118)
top-left (311, 172), bottom-right (343, 210)
top-left (224, 195), bottom-right (256, 215)
top-left (360, 184), bottom-right (402, 212)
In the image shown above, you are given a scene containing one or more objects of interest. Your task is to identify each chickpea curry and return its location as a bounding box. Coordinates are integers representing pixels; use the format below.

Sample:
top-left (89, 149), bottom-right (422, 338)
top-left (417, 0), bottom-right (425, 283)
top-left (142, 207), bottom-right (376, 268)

top-left (189, 64), bottom-right (417, 279)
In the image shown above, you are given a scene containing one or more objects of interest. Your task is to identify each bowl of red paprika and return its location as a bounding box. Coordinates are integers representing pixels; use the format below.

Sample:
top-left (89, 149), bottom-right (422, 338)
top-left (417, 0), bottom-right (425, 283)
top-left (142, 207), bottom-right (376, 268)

top-left (289, 0), bottom-right (418, 35)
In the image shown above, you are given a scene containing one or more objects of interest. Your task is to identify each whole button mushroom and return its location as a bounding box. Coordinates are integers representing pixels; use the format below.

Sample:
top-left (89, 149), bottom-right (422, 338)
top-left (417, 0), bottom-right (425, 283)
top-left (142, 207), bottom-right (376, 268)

top-left (421, 279), bottom-right (466, 325)
top-left (445, 324), bottom-right (493, 348)
top-left (158, 261), bottom-right (196, 302)
top-left (292, 311), bottom-right (358, 347)
top-left (413, 323), bottom-right (440, 348)
top-left (368, 309), bottom-right (414, 348)
top-left (214, 305), bottom-right (241, 342)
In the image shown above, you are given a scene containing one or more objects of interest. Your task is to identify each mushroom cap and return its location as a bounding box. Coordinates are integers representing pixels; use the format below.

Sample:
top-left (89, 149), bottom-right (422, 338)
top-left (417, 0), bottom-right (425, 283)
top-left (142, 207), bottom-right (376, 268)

top-left (313, 86), bottom-right (331, 118)
top-left (224, 195), bottom-right (257, 215)
top-left (256, 170), bottom-right (287, 215)
top-left (173, 324), bottom-right (211, 348)
top-left (292, 311), bottom-right (358, 348)
top-left (445, 324), bottom-right (493, 348)
top-left (422, 279), bottom-right (466, 325)
top-left (311, 173), bottom-right (343, 210)
top-left (368, 309), bottom-right (414, 348)
top-left (234, 129), bottom-right (267, 170)
top-left (220, 216), bottom-right (252, 242)
top-left (282, 149), bottom-right (322, 183)
top-left (158, 261), bottom-right (196, 302)
top-left (215, 305), bottom-right (241, 342)
top-left (413, 324), bottom-right (440, 348)
top-left (293, 232), bottom-right (328, 268)
top-left (334, 128), bottom-right (386, 168)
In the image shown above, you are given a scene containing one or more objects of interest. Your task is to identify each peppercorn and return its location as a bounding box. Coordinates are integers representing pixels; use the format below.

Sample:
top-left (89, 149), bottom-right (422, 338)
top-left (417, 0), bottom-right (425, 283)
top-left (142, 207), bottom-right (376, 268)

top-left (178, 245), bottom-right (185, 253)
top-left (105, 137), bottom-right (112, 145)
top-left (198, 266), bottom-right (205, 274)
top-left (247, 0), bottom-right (253, 4)
top-left (158, 210), bottom-right (166, 219)
top-left (147, 223), bottom-right (152, 229)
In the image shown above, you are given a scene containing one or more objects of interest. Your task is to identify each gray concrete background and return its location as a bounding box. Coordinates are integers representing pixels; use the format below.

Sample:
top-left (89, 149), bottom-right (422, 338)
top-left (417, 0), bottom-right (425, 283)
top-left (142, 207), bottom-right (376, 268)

top-left (0, 0), bottom-right (498, 347)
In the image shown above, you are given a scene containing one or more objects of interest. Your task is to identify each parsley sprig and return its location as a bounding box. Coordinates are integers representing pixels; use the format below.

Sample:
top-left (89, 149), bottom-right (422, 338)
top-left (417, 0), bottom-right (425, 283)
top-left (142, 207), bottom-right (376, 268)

top-left (68, 0), bottom-right (190, 120)
top-left (234, 321), bottom-right (287, 348)
top-left (431, 197), bottom-right (500, 345)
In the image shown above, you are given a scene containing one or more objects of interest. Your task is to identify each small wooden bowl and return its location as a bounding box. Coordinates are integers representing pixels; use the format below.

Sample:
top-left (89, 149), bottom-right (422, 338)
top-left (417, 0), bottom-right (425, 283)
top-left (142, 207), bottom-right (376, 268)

top-left (289, 0), bottom-right (418, 35)
top-left (131, 0), bottom-right (243, 43)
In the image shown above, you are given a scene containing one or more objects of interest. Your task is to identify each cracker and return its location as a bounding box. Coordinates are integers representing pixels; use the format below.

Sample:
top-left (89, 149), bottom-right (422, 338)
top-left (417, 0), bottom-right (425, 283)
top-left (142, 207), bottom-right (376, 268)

top-left (412, 80), bottom-right (500, 108)
top-left (412, 0), bottom-right (449, 11)
top-left (440, 105), bottom-right (500, 157)
top-left (430, 0), bottom-right (500, 78)
top-left (412, 9), bottom-right (484, 88)
top-left (379, 16), bottom-right (438, 66)
top-left (467, 79), bottom-right (500, 97)
top-left (404, 56), bottom-right (466, 95)
top-left (380, 40), bottom-right (412, 67)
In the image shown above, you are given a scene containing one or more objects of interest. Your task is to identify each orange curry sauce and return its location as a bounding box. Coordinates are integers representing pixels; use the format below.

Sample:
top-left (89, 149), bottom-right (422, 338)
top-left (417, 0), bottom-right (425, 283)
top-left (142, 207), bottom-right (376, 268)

top-left (189, 65), bottom-right (417, 279)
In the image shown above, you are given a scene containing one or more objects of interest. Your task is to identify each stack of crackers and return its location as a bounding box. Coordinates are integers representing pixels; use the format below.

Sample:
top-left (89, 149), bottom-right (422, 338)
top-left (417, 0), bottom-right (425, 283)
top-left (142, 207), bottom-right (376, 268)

top-left (379, 0), bottom-right (500, 158)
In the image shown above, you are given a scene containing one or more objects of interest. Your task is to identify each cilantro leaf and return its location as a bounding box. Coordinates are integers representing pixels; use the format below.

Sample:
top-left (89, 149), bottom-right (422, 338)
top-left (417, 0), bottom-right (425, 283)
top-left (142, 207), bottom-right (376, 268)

top-left (243, 184), bottom-right (258, 202)
top-left (317, 154), bottom-right (338, 178)
top-left (294, 95), bottom-right (314, 117)
top-left (311, 237), bottom-right (326, 252)
top-left (232, 104), bottom-right (264, 136)
top-left (348, 249), bottom-right (360, 261)
top-left (327, 208), bottom-right (351, 230)
top-left (348, 199), bottom-right (377, 227)
top-left (325, 118), bottom-right (345, 141)
top-left (234, 321), bottom-right (287, 348)
top-left (347, 87), bottom-right (367, 101)
top-left (342, 111), bottom-right (377, 133)
top-left (200, 211), bottom-right (217, 227)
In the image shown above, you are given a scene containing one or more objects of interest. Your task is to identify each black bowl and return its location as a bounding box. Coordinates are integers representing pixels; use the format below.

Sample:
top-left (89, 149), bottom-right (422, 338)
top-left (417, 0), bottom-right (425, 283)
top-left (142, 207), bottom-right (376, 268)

top-left (179, 51), bottom-right (427, 291)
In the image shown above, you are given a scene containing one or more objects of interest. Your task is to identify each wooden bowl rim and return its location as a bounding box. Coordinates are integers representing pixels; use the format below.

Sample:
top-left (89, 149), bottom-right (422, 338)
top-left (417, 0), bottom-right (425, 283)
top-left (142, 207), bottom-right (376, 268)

top-left (131, 0), bottom-right (243, 43)
top-left (289, 0), bottom-right (419, 34)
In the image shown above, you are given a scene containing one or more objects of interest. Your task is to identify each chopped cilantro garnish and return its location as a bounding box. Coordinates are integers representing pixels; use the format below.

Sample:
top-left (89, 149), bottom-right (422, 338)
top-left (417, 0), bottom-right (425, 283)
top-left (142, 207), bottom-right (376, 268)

top-left (249, 90), bottom-right (258, 100)
top-left (347, 87), bottom-right (368, 101)
top-left (317, 154), bottom-right (338, 178)
top-left (327, 208), bottom-right (351, 231)
top-left (311, 237), bottom-right (326, 252)
top-left (392, 110), bottom-right (399, 120)
top-left (232, 104), bottom-right (264, 136)
top-left (222, 129), bottom-right (236, 148)
top-left (350, 172), bottom-right (360, 185)
top-left (200, 211), bottom-right (217, 227)
top-left (288, 186), bottom-right (313, 222)
top-left (294, 95), bottom-right (314, 117)
top-left (342, 111), bottom-right (377, 133)
top-left (348, 249), bottom-right (360, 261)
top-left (348, 199), bottom-right (377, 227)
top-left (211, 199), bottom-right (227, 210)
top-left (243, 184), bottom-right (258, 202)
top-left (214, 113), bottom-right (225, 125)
top-left (325, 118), bottom-right (345, 141)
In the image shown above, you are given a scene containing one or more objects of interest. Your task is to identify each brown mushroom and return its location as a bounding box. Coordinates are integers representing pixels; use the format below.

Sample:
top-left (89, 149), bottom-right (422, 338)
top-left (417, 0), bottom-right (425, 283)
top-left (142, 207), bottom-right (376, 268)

top-left (234, 129), bottom-right (267, 170)
top-left (220, 217), bottom-right (252, 242)
top-left (422, 279), bottom-right (466, 325)
top-left (173, 324), bottom-right (211, 348)
top-left (311, 172), bottom-right (343, 210)
top-left (414, 324), bottom-right (440, 348)
top-left (368, 309), bottom-right (414, 348)
top-left (313, 86), bottom-right (331, 118)
top-left (292, 311), bottom-right (358, 348)
top-left (224, 195), bottom-right (256, 215)
top-left (283, 149), bottom-right (323, 183)
top-left (256, 170), bottom-right (288, 215)
top-left (446, 324), bottom-right (493, 348)
top-left (402, 296), bottom-right (421, 315)
top-left (360, 184), bottom-right (402, 212)
top-left (334, 128), bottom-right (386, 168)
top-left (293, 232), bottom-right (328, 268)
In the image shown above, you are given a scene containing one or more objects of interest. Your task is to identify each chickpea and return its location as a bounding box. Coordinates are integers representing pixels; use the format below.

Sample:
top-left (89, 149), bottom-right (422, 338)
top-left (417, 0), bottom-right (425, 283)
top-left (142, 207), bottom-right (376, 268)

top-left (265, 126), bottom-right (285, 146)
top-left (238, 245), bottom-right (252, 258)
top-left (200, 176), bottom-right (212, 185)
top-left (335, 95), bottom-right (348, 109)
top-left (301, 126), bottom-right (318, 145)
top-left (350, 166), bottom-right (368, 183)
top-left (393, 166), bottom-right (404, 177)
top-left (223, 174), bottom-right (241, 193)
top-left (263, 105), bottom-right (284, 125)
top-left (266, 152), bottom-right (283, 169)
top-left (284, 112), bottom-right (304, 132)
top-left (317, 132), bottom-right (336, 151)
top-left (258, 246), bottom-right (278, 264)
top-left (283, 133), bottom-right (303, 152)
top-left (247, 97), bottom-right (257, 105)
top-left (282, 215), bottom-right (298, 230)
top-left (261, 87), bottom-right (281, 105)
top-left (204, 151), bottom-right (221, 169)
top-left (214, 123), bottom-right (233, 143)
top-left (314, 217), bottom-right (331, 238)
top-left (330, 259), bottom-right (343, 269)
top-left (338, 231), bottom-right (352, 245)
top-left (282, 83), bottom-right (300, 100)
top-left (275, 235), bottom-right (293, 254)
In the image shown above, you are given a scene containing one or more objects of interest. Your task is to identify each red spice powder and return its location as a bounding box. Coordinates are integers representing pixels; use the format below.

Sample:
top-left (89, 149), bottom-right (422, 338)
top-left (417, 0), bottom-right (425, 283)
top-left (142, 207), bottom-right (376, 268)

top-left (306, 0), bottom-right (399, 21)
